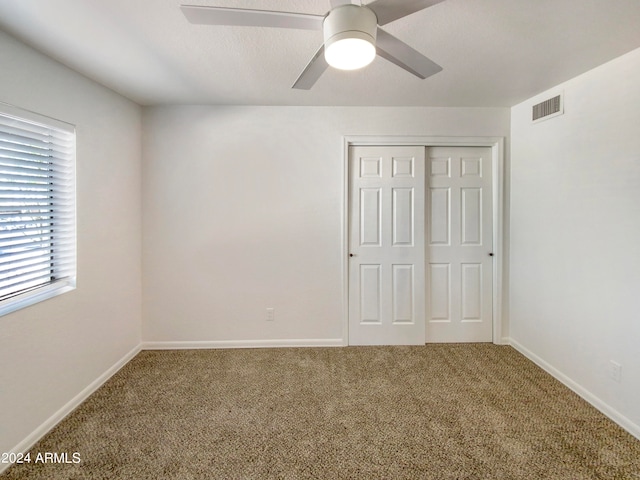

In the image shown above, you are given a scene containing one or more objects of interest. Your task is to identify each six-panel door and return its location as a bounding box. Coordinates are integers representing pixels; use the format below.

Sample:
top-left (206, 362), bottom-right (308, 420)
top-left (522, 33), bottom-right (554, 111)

top-left (426, 146), bottom-right (493, 342)
top-left (348, 146), bottom-right (426, 345)
top-left (348, 145), bottom-right (493, 345)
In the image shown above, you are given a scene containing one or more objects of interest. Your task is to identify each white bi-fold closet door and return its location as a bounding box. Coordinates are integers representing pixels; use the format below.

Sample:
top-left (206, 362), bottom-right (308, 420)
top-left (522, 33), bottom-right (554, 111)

top-left (348, 145), bottom-right (493, 345)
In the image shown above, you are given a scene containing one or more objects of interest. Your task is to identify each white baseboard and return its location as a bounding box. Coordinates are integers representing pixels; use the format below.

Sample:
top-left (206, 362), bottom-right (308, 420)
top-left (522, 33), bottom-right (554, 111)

top-left (509, 338), bottom-right (640, 441)
top-left (0, 344), bottom-right (142, 475)
top-left (142, 338), bottom-right (345, 350)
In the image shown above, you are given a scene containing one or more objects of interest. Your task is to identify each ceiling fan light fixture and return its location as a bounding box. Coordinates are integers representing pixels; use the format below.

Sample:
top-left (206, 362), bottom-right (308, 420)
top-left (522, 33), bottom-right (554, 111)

top-left (323, 5), bottom-right (377, 71)
top-left (325, 35), bottom-right (376, 70)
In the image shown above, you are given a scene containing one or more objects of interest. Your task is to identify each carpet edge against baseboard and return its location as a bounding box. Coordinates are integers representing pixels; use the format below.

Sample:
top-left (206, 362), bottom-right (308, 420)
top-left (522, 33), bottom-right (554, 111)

top-left (509, 338), bottom-right (640, 441)
top-left (0, 344), bottom-right (142, 476)
top-left (141, 339), bottom-right (346, 350)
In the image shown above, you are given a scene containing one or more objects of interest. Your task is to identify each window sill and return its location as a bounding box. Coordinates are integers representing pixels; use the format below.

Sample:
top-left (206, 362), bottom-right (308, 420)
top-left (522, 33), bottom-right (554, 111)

top-left (0, 278), bottom-right (76, 317)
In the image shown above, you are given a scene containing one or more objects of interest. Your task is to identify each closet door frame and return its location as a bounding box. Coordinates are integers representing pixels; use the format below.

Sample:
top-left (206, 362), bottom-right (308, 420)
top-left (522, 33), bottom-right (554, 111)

top-left (341, 136), bottom-right (506, 345)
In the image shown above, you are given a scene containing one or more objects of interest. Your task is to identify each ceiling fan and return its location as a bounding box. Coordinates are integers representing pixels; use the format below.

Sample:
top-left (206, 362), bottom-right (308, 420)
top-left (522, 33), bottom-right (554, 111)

top-left (181, 0), bottom-right (446, 89)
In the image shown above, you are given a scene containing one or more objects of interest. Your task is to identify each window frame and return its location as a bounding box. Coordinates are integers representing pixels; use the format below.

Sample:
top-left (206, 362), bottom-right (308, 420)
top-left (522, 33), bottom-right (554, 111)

top-left (0, 102), bottom-right (76, 317)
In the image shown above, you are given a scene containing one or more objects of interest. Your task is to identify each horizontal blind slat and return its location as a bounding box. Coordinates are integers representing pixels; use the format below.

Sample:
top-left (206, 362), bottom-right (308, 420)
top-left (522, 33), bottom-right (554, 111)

top-left (0, 149), bottom-right (64, 166)
top-left (0, 130), bottom-right (72, 151)
top-left (0, 245), bottom-right (75, 265)
top-left (0, 251), bottom-right (53, 273)
top-left (0, 138), bottom-right (72, 157)
top-left (0, 171), bottom-right (71, 184)
top-left (0, 155), bottom-right (53, 169)
top-left (0, 262), bottom-right (53, 283)
top-left (0, 220), bottom-right (54, 231)
top-left (0, 226), bottom-right (55, 240)
top-left (0, 268), bottom-right (53, 290)
top-left (0, 226), bottom-right (75, 242)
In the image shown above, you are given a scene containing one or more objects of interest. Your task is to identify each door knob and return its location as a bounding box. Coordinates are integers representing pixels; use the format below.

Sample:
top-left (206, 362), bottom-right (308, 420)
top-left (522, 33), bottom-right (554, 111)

top-left (349, 253), bottom-right (354, 257)
top-left (489, 253), bottom-right (494, 257)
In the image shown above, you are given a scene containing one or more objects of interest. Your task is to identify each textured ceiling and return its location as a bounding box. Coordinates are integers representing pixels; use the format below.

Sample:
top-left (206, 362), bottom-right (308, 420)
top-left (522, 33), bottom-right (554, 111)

top-left (1, 0), bottom-right (640, 107)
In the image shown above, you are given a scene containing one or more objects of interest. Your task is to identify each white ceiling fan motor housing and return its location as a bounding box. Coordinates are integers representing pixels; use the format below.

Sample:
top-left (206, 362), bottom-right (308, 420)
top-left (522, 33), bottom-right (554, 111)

top-left (323, 5), bottom-right (377, 70)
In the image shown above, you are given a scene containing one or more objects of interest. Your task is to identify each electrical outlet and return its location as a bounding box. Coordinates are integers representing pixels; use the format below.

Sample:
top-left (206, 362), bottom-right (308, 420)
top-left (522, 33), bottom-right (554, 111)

top-left (266, 308), bottom-right (275, 321)
top-left (608, 360), bottom-right (622, 383)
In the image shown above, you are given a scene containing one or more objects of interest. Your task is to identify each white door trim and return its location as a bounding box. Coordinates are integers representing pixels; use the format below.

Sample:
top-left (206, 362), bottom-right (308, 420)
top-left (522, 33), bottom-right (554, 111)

top-left (341, 136), bottom-right (505, 345)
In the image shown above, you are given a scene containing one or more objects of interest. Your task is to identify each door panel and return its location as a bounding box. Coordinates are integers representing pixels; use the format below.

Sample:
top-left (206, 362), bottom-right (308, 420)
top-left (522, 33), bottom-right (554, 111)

top-left (360, 264), bottom-right (382, 323)
top-left (461, 188), bottom-right (481, 245)
top-left (360, 188), bottom-right (381, 246)
top-left (428, 263), bottom-right (450, 321)
top-left (461, 263), bottom-right (482, 320)
top-left (429, 187), bottom-right (450, 245)
top-left (348, 146), bottom-right (425, 345)
top-left (392, 188), bottom-right (414, 245)
top-left (392, 264), bottom-right (414, 323)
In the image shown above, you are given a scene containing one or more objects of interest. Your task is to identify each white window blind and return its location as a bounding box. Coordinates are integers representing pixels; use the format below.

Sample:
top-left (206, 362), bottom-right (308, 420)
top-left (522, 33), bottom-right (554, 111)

top-left (0, 103), bottom-right (76, 315)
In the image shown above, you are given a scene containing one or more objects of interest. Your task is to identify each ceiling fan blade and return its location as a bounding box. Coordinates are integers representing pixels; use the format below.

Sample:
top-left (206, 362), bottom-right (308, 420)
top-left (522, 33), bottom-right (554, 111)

top-left (375, 28), bottom-right (442, 79)
top-left (292, 44), bottom-right (329, 90)
top-left (366, 0), bottom-right (447, 26)
top-left (181, 5), bottom-right (324, 30)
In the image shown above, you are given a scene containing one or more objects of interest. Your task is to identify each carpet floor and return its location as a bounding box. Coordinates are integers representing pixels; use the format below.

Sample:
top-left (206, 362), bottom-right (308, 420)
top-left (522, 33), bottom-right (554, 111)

top-left (2, 344), bottom-right (639, 479)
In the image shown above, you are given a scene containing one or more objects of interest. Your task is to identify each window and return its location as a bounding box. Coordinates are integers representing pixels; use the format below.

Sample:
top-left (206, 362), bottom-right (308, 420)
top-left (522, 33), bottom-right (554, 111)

top-left (0, 103), bottom-right (76, 316)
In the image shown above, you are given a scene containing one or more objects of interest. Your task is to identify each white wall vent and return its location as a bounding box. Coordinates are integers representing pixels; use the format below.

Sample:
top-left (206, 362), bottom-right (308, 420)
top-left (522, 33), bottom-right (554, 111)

top-left (532, 94), bottom-right (563, 123)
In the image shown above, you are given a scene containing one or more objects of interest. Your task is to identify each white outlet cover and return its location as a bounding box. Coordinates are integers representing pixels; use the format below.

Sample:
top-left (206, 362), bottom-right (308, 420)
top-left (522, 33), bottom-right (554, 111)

top-left (609, 360), bottom-right (622, 382)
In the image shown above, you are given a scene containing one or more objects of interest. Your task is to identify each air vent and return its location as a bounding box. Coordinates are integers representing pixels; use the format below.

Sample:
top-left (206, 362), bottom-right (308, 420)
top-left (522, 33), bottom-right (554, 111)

top-left (532, 94), bottom-right (563, 122)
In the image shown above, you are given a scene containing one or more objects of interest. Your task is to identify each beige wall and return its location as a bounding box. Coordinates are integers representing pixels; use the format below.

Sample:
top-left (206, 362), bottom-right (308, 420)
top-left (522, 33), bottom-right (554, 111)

top-left (141, 106), bottom-right (511, 345)
top-left (510, 47), bottom-right (640, 437)
top-left (0, 30), bottom-right (142, 455)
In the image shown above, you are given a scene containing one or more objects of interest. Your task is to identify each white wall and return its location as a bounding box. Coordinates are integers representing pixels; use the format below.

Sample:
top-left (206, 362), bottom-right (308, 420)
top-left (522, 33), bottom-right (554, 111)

top-left (142, 106), bottom-right (510, 345)
top-left (0, 31), bottom-right (142, 456)
top-left (510, 47), bottom-right (640, 437)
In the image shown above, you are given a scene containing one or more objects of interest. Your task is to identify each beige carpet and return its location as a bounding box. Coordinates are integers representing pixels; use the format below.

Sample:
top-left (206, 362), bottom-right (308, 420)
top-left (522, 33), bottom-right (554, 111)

top-left (2, 344), bottom-right (639, 479)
